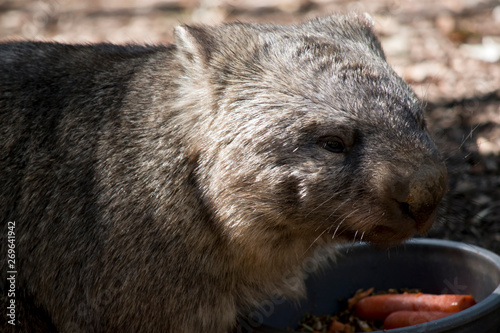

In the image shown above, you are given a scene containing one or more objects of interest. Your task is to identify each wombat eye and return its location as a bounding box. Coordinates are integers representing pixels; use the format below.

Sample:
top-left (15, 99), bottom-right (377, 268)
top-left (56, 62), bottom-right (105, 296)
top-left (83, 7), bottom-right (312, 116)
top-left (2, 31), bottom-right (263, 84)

top-left (318, 137), bottom-right (345, 153)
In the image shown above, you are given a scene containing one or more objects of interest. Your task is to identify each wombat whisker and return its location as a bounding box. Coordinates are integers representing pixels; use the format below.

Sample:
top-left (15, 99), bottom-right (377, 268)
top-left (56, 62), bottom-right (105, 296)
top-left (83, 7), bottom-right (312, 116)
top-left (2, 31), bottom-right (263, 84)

top-left (441, 123), bottom-right (480, 164)
top-left (457, 123), bottom-right (480, 151)
top-left (325, 197), bottom-right (352, 221)
top-left (305, 193), bottom-right (338, 218)
top-left (305, 187), bottom-right (352, 218)
top-left (330, 208), bottom-right (360, 240)
top-left (332, 222), bottom-right (343, 240)
top-left (333, 207), bottom-right (360, 226)
top-left (305, 227), bottom-right (330, 253)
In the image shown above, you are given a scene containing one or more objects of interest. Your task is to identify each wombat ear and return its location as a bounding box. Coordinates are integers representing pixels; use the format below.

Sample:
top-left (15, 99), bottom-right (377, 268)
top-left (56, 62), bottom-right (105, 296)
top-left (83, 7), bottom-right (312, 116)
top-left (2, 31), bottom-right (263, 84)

top-left (361, 12), bottom-right (375, 27)
top-left (318, 12), bottom-right (374, 29)
top-left (174, 25), bottom-right (214, 68)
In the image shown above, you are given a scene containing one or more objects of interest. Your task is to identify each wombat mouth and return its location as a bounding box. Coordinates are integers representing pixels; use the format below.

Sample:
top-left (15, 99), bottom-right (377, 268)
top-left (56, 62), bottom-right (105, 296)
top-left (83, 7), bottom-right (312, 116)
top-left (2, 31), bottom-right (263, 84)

top-left (349, 228), bottom-right (411, 249)
top-left (334, 214), bottom-right (436, 248)
top-left (365, 219), bottom-right (436, 248)
top-left (321, 200), bottom-right (440, 247)
top-left (414, 210), bottom-right (438, 235)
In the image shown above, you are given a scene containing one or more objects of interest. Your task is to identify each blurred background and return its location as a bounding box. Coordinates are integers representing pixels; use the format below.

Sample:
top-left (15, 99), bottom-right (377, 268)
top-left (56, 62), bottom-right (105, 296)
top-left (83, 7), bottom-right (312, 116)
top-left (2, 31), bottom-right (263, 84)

top-left (1, 0), bottom-right (499, 253)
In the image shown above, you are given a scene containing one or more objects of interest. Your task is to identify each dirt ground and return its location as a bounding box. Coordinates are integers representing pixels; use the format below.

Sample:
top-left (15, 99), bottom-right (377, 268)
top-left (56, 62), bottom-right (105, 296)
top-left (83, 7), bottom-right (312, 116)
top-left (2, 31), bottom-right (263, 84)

top-left (1, 0), bottom-right (499, 254)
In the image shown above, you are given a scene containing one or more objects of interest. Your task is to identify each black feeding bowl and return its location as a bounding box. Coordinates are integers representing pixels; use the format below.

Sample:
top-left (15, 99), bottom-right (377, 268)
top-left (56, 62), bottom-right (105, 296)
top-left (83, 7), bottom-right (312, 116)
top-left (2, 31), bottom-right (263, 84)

top-left (242, 238), bottom-right (500, 333)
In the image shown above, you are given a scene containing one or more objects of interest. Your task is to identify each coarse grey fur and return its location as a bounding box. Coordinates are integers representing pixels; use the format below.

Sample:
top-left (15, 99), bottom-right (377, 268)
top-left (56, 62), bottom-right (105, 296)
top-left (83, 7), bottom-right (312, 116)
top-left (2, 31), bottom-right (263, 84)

top-left (0, 14), bottom-right (447, 332)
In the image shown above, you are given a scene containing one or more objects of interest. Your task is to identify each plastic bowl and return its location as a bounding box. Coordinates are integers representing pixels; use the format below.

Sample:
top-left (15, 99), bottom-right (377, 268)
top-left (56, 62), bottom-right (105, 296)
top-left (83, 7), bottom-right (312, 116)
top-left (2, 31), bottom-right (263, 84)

top-left (239, 238), bottom-right (500, 333)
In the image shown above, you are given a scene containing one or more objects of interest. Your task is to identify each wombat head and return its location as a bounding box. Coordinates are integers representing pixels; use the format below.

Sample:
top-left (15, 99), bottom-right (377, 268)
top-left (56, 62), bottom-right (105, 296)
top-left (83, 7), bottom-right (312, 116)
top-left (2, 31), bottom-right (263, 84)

top-left (173, 14), bottom-right (447, 249)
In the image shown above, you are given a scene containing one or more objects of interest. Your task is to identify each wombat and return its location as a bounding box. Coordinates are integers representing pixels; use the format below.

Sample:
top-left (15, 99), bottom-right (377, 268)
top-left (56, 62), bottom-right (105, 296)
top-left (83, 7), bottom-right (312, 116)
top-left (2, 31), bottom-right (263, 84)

top-left (0, 13), bottom-right (447, 332)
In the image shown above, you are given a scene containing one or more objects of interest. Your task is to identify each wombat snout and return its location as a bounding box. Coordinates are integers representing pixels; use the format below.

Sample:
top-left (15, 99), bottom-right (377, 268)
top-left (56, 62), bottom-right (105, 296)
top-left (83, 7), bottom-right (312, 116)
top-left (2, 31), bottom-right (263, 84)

top-left (388, 163), bottom-right (447, 233)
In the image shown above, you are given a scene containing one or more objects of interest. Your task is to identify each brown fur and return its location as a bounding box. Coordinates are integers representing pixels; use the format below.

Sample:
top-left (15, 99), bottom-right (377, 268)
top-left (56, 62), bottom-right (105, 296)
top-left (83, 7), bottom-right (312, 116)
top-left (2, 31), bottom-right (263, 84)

top-left (0, 14), bottom-right (446, 332)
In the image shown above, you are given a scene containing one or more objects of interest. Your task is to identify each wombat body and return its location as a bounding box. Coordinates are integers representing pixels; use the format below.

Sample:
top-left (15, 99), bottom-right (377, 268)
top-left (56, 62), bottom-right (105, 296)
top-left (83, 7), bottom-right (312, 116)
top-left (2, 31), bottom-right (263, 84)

top-left (0, 14), bottom-right (447, 332)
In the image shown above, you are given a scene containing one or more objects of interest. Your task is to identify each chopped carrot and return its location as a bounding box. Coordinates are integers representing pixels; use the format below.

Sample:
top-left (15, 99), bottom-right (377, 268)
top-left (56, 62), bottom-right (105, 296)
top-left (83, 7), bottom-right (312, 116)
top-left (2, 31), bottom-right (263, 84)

top-left (329, 318), bottom-right (345, 332)
top-left (383, 310), bottom-right (456, 329)
top-left (329, 319), bottom-right (354, 333)
top-left (355, 293), bottom-right (476, 320)
top-left (347, 287), bottom-right (375, 310)
top-left (344, 323), bottom-right (355, 333)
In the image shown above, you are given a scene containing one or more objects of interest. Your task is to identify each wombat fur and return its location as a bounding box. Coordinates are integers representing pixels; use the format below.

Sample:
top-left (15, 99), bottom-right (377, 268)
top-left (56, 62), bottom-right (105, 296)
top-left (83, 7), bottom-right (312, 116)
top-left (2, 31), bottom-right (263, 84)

top-left (0, 13), bottom-right (447, 332)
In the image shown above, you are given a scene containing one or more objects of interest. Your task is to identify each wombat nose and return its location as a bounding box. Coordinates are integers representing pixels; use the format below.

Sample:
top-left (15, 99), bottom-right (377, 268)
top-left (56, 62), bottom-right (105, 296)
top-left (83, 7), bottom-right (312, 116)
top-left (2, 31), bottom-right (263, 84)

top-left (391, 164), bottom-right (447, 230)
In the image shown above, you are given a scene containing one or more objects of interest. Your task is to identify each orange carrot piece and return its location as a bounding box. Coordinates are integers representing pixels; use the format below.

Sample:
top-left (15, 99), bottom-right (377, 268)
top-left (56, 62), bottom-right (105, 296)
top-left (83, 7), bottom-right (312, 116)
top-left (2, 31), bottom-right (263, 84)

top-left (329, 318), bottom-right (345, 332)
top-left (383, 310), bottom-right (456, 329)
top-left (355, 293), bottom-right (476, 320)
top-left (329, 319), bottom-right (354, 333)
top-left (347, 287), bottom-right (374, 310)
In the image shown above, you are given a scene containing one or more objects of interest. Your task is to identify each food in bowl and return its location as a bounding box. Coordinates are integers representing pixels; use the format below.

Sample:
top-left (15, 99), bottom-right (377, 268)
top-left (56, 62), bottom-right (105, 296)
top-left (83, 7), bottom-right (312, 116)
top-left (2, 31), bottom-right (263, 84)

top-left (297, 288), bottom-right (476, 332)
